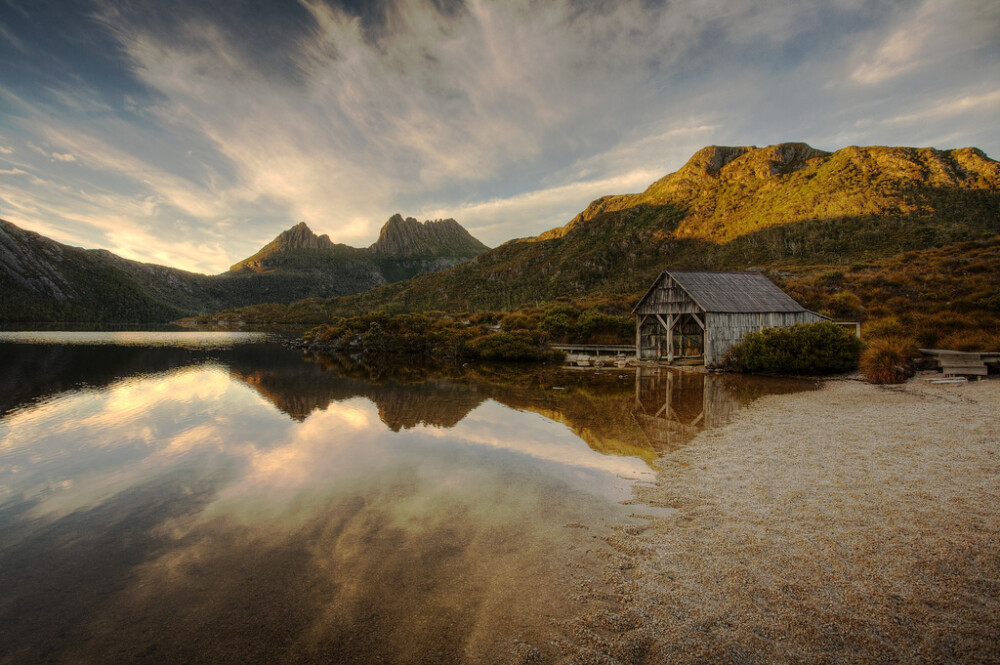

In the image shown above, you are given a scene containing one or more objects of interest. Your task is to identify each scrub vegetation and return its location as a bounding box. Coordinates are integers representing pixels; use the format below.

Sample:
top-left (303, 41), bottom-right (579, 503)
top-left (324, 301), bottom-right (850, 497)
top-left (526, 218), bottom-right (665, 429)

top-left (302, 301), bottom-right (635, 362)
top-left (723, 322), bottom-right (862, 375)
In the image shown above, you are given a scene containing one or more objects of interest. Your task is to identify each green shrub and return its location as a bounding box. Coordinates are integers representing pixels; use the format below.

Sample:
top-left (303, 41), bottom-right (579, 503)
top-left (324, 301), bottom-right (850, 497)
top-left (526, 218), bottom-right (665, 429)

top-left (361, 322), bottom-right (386, 354)
top-left (539, 311), bottom-right (575, 338)
top-left (465, 331), bottom-right (556, 361)
top-left (724, 322), bottom-right (862, 375)
top-left (572, 309), bottom-right (635, 344)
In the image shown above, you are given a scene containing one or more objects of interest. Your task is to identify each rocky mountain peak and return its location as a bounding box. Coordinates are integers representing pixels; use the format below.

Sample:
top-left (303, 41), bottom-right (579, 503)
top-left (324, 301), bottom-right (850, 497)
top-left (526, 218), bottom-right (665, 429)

top-left (370, 214), bottom-right (488, 258)
top-left (270, 222), bottom-right (334, 251)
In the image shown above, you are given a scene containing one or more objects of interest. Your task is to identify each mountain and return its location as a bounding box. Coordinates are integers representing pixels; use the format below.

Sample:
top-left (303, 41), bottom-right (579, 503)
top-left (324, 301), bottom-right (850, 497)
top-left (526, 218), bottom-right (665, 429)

top-left (0, 215), bottom-right (489, 323)
top-left (371, 215), bottom-right (489, 258)
top-left (310, 143), bottom-right (1000, 315)
top-left (0, 219), bottom-right (215, 322)
top-left (225, 216), bottom-right (490, 302)
top-left (230, 216), bottom-right (488, 284)
top-left (370, 215), bottom-right (490, 282)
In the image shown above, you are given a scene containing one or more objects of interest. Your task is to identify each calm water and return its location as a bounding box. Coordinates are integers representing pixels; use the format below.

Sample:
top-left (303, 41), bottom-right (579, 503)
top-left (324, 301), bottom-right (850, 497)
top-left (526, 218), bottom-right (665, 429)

top-left (0, 333), bottom-right (815, 664)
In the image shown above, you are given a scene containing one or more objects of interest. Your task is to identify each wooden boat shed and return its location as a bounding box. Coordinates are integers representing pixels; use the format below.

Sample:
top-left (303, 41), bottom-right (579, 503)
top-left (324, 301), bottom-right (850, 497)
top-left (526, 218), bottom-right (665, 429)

top-left (633, 270), bottom-right (827, 367)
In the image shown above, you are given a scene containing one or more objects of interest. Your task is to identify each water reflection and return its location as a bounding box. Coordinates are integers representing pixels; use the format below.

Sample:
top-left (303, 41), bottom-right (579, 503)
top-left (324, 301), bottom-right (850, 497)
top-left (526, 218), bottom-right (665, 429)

top-left (632, 367), bottom-right (814, 451)
top-left (0, 338), bottom-right (816, 664)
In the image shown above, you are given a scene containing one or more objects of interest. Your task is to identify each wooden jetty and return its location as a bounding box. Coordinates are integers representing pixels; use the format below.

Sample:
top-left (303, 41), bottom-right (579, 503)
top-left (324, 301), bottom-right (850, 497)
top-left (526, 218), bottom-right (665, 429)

top-left (552, 344), bottom-right (635, 367)
top-left (920, 349), bottom-right (1000, 377)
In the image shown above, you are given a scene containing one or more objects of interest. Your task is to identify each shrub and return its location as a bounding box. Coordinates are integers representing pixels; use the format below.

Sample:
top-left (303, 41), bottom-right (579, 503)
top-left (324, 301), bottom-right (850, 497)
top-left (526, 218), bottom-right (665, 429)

top-left (465, 331), bottom-right (556, 362)
top-left (937, 329), bottom-right (1000, 352)
top-left (501, 312), bottom-right (537, 331)
top-left (361, 322), bottom-right (386, 354)
top-left (572, 309), bottom-right (635, 344)
top-left (724, 322), bottom-right (862, 375)
top-left (861, 317), bottom-right (908, 339)
top-left (539, 311), bottom-right (575, 339)
top-left (828, 290), bottom-right (864, 319)
top-left (860, 337), bottom-right (916, 384)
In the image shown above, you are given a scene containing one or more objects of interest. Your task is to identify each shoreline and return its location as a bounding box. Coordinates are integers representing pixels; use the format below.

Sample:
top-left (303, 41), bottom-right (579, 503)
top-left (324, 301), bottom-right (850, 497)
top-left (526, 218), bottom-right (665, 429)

top-left (559, 373), bottom-right (1000, 663)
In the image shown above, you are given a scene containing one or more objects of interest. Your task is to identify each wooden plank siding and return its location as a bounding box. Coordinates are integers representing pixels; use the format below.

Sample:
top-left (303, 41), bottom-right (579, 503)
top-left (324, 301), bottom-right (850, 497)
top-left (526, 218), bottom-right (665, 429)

top-left (704, 311), bottom-right (825, 366)
top-left (634, 273), bottom-right (702, 316)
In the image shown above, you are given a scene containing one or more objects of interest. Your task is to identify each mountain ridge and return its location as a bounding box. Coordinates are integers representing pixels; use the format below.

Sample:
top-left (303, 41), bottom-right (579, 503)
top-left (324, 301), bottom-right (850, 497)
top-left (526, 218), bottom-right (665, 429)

top-left (3, 141), bottom-right (998, 324)
top-left (286, 142), bottom-right (999, 316)
top-left (0, 214), bottom-right (489, 322)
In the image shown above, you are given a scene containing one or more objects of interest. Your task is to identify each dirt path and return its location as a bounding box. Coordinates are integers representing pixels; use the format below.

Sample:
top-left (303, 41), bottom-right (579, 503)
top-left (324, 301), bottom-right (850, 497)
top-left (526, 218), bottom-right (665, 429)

top-left (557, 376), bottom-right (1000, 664)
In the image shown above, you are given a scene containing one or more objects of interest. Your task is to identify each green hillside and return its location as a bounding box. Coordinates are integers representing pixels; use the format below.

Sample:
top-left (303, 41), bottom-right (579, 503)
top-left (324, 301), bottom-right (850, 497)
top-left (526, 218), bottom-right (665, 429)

top-left (282, 143), bottom-right (999, 314)
top-left (203, 143), bottom-right (1000, 351)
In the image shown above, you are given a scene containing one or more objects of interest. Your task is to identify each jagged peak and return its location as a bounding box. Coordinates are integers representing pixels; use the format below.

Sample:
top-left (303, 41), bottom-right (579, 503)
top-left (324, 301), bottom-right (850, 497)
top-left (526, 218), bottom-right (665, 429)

top-left (371, 214), bottom-right (488, 257)
top-left (270, 221), bottom-right (333, 250)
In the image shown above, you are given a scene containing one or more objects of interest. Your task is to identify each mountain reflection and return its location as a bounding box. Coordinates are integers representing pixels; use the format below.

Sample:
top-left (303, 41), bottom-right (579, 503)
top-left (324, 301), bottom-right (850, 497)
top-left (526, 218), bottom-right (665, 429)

top-left (0, 342), bottom-right (817, 467)
top-left (0, 338), bottom-right (817, 664)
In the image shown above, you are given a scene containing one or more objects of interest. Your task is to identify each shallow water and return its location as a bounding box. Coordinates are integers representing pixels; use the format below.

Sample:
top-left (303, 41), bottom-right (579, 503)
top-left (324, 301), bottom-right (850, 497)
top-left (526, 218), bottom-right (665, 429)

top-left (0, 334), bottom-right (816, 664)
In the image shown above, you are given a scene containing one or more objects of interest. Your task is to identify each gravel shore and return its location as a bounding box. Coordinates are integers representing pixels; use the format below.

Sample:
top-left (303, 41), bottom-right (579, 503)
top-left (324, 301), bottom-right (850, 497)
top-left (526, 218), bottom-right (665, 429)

top-left (559, 375), bottom-right (1000, 664)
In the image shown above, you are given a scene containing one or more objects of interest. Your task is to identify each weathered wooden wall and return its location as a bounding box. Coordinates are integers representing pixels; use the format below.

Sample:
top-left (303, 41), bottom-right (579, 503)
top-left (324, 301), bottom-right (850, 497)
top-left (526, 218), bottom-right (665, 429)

top-left (634, 274), bottom-right (701, 316)
top-left (704, 311), bottom-right (825, 367)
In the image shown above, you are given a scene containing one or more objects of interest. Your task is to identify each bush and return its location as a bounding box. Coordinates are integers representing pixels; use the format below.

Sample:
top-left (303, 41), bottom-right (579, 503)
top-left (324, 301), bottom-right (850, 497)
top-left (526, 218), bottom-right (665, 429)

top-left (572, 309), bottom-right (635, 344)
top-left (861, 317), bottom-right (908, 339)
top-left (501, 312), bottom-right (537, 331)
top-left (937, 329), bottom-right (1000, 352)
top-left (860, 337), bottom-right (916, 384)
top-left (465, 331), bottom-right (556, 362)
top-left (724, 322), bottom-right (862, 375)
top-left (539, 311), bottom-right (575, 339)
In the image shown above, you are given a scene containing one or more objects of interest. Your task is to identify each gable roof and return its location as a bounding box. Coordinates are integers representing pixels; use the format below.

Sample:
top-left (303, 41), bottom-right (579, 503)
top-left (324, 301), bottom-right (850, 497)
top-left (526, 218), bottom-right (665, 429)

top-left (634, 270), bottom-right (810, 314)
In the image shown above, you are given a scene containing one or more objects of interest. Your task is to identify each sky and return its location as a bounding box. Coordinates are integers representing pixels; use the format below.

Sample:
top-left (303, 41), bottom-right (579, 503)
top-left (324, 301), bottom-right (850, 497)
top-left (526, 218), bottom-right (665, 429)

top-left (1, 0), bottom-right (998, 274)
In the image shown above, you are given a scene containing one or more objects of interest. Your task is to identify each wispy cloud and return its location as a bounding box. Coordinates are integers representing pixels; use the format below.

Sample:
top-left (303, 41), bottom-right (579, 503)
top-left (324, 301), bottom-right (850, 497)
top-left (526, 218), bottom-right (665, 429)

top-left (0, 0), bottom-right (997, 271)
top-left (849, 0), bottom-right (999, 85)
top-left (887, 88), bottom-right (1000, 125)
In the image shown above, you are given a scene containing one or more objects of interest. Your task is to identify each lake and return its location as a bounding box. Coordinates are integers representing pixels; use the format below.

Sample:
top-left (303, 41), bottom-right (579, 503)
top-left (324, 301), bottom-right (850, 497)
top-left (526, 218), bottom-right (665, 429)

top-left (0, 332), bottom-right (815, 664)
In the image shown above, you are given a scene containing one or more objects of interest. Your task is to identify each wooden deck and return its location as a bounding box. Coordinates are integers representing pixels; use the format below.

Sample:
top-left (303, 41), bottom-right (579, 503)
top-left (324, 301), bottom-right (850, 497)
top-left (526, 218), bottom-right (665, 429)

top-left (551, 344), bottom-right (634, 355)
top-left (920, 349), bottom-right (1000, 377)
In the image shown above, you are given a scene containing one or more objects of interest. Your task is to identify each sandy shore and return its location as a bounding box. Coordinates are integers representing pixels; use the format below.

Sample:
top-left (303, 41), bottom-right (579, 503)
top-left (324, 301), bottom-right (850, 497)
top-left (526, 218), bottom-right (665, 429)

top-left (556, 374), bottom-right (1000, 664)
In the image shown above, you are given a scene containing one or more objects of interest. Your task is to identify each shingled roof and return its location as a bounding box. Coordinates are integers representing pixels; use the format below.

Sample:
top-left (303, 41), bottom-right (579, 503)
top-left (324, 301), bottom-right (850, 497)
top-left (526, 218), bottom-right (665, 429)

top-left (636, 270), bottom-right (810, 313)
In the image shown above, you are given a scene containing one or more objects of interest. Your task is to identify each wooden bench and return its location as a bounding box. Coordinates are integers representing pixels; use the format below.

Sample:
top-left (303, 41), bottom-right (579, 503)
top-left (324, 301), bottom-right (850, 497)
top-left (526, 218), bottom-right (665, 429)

top-left (920, 349), bottom-right (1000, 377)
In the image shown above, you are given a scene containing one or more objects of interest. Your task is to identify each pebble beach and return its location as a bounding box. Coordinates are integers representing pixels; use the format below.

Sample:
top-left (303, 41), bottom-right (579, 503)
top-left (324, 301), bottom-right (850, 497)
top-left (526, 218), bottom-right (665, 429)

top-left (559, 374), bottom-right (1000, 664)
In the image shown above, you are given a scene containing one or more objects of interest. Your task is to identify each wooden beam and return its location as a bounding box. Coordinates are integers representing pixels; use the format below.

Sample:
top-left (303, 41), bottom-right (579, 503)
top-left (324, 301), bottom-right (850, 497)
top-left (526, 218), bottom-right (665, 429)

top-left (690, 312), bottom-right (705, 329)
top-left (666, 314), bottom-right (674, 363)
top-left (634, 365), bottom-right (642, 409)
top-left (635, 315), bottom-right (646, 360)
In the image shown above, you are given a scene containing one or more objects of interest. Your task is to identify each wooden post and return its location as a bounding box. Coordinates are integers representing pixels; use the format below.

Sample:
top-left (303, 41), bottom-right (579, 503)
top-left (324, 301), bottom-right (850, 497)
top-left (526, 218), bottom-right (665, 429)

top-left (635, 365), bottom-right (642, 408)
top-left (635, 315), bottom-right (646, 360)
top-left (667, 314), bottom-right (675, 363)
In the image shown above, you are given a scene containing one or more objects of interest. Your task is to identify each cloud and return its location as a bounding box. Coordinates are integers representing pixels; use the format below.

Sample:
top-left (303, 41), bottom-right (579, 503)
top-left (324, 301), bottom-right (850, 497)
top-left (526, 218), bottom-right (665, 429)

top-left (419, 169), bottom-right (662, 243)
top-left (87, 0), bottom-right (821, 248)
top-left (1, 0), bottom-right (998, 270)
top-left (887, 88), bottom-right (1000, 125)
top-left (849, 0), bottom-right (1000, 86)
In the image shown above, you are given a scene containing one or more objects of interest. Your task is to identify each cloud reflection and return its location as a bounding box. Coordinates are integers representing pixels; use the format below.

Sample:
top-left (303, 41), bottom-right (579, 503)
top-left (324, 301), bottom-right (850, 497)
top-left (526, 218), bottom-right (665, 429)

top-left (0, 363), bottom-right (644, 529)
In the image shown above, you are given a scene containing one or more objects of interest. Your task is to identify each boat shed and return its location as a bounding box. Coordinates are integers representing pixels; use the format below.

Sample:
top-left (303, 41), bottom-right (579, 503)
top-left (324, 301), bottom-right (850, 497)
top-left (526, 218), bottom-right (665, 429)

top-left (632, 270), bottom-right (827, 367)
